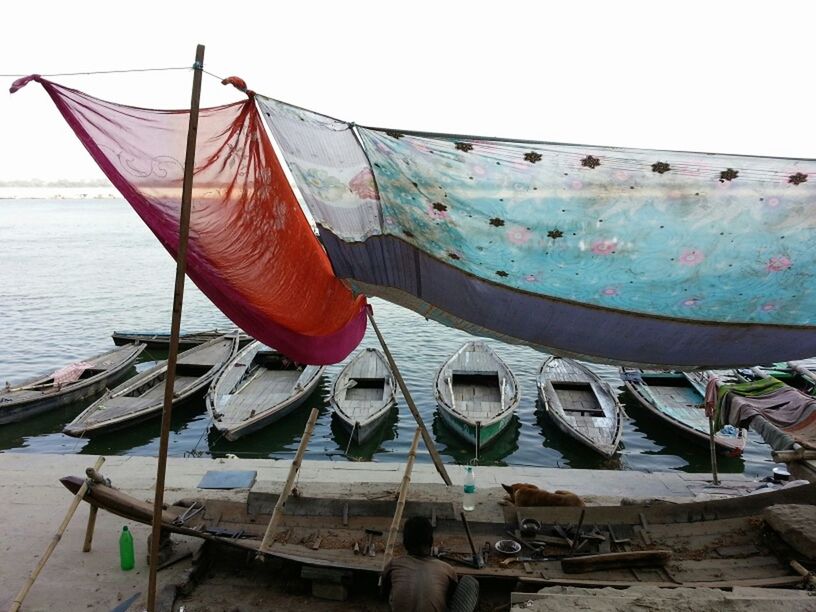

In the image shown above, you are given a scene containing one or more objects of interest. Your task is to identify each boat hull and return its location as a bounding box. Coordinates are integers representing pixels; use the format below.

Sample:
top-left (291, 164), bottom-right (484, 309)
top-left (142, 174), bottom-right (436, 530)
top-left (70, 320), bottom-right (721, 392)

top-left (218, 374), bottom-right (324, 442)
top-left (332, 400), bottom-right (395, 445)
top-left (0, 345), bottom-right (144, 425)
top-left (622, 374), bottom-right (746, 457)
top-left (438, 405), bottom-right (513, 448)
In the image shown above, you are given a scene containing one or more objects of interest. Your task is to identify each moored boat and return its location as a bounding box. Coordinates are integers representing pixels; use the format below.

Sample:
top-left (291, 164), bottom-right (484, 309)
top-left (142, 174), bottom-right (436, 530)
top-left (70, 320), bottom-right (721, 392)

top-left (64, 335), bottom-right (239, 437)
top-left (621, 368), bottom-right (747, 456)
top-left (538, 356), bottom-right (623, 458)
top-left (434, 341), bottom-right (519, 449)
top-left (0, 344), bottom-right (145, 425)
top-left (207, 341), bottom-right (325, 441)
top-left (111, 329), bottom-right (252, 350)
top-left (330, 348), bottom-right (397, 445)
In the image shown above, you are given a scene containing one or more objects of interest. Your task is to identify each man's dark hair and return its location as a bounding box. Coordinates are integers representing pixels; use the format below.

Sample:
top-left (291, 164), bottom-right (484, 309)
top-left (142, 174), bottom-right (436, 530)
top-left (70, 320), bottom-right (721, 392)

top-left (403, 515), bottom-right (434, 556)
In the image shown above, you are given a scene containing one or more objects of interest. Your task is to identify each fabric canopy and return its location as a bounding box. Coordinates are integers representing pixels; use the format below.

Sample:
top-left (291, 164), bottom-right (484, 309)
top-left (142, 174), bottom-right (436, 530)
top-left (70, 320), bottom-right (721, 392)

top-left (258, 96), bottom-right (816, 368)
top-left (12, 76), bottom-right (367, 365)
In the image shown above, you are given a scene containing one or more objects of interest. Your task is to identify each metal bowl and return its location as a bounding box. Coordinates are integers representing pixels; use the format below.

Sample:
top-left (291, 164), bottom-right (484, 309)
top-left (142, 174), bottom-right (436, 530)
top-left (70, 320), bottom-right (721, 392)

top-left (494, 539), bottom-right (522, 555)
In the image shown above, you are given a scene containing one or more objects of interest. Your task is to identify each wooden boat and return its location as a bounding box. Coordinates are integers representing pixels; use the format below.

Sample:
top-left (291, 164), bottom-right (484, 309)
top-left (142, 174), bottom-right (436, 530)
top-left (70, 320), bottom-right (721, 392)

top-left (111, 329), bottom-right (251, 350)
top-left (434, 341), bottom-right (519, 449)
top-left (538, 357), bottom-right (623, 458)
top-left (0, 344), bottom-right (145, 425)
top-left (206, 341), bottom-right (325, 441)
top-left (330, 348), bottom-right (397, 445)
top-left (621, 368), bottom-right (747, 456)
top-left (752, 361), bottom-right (816, 396)
top-left (60, 472), bottom-right (816, 586)
top-left (63, 335), bottom-right (239, 437)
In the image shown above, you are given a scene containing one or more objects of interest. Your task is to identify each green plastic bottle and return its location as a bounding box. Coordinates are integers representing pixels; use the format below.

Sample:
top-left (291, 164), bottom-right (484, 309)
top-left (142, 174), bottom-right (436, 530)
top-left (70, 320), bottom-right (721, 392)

top-left (119, 526), bottom-right (135, 571)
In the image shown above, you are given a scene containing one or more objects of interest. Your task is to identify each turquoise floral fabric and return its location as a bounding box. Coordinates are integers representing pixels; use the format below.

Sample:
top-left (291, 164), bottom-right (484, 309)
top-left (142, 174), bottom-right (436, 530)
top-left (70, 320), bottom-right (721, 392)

top-left (355, 128), bottom-right (815, 325)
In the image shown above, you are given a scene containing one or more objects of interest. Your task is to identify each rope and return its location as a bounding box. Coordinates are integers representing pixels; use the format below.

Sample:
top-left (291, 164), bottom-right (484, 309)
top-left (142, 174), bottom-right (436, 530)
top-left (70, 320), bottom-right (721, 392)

top-left (0, 66), bottom-right (191, 78)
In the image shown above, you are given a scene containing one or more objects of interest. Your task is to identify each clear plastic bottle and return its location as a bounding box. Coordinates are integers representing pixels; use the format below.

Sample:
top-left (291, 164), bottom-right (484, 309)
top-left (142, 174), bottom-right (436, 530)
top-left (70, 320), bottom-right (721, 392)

top-left (463, 466), bottom-right (476, 511)
top-left (119, 525), bottom-right (135, 571)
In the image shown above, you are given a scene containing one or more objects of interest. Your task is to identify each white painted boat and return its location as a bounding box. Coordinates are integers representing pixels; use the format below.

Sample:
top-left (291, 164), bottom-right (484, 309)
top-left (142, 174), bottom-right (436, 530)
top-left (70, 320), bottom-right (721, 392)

top-left (537, 356), bottom-right (622, 458)
top-left (63, 335), bottom-right (239, 437)
top-left (434, 341), bottom-right (519, 449)
top-left (206, 341), bottom-right (324, 441)
top-left (330, 348), bottom-right (397, 445)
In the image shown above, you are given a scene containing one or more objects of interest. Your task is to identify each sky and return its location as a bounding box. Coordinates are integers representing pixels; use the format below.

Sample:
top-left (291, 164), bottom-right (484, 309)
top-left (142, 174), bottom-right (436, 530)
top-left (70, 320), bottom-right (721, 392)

top-left (1, 1), bottom-right (813, 182)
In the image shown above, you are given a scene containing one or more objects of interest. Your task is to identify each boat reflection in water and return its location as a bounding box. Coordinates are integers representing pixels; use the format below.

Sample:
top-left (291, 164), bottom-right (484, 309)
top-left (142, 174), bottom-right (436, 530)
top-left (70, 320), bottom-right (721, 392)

top-left (432, 410), bottom-right (521, 466)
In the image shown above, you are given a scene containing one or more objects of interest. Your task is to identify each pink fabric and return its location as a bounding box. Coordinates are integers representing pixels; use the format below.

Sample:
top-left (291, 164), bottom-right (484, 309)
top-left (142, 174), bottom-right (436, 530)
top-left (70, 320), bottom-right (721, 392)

top-left (51, 362), bottom-right (92, 386)
top-left (704, 375), bottom-right (719, 418)
top-left (12, 76), bottom-right (367, 365)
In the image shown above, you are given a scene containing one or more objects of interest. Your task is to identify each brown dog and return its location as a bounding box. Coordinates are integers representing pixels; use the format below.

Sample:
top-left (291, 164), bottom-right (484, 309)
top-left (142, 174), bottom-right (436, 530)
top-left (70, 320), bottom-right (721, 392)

top-left (501, 483), bottom-right (584, 507)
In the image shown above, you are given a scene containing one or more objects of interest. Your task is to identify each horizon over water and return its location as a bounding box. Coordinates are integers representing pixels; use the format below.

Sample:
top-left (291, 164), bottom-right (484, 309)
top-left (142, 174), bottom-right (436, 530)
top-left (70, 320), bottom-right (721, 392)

top-left (0, 194), bottom-right (777, 478)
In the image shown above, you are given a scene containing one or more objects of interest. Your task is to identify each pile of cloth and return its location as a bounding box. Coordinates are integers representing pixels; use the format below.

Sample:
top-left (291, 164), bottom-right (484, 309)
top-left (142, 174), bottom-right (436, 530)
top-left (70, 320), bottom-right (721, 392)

top-left (713, 377), bottom-right (816, 450)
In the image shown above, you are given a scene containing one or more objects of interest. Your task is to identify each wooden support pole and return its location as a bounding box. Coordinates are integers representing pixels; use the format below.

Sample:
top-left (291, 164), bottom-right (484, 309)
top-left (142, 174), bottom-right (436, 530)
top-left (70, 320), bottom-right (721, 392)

top-left (367, 310), bottom-right (452, 486)
top-left (259, 407), bottom-right (320, 553)
top-left (790, 559), bottom-right (816, 589)
top-left (11, 456), bottom-right (105, 612)
top-left (147, 43), bottom-right (205, 612)
top-left (772, 448), bottom-right (816, 462)
top-left (382, 427), bottom-right (422, 568)
top-left (708, 415), bottom-right (720, 486)
top-left (82, 505), bottom-right (99, 552)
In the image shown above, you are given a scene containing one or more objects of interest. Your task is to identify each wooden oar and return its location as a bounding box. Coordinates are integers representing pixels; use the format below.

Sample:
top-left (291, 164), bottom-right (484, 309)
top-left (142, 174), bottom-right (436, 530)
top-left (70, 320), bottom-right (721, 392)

top-left (11, 456), bottom-right (105, 612)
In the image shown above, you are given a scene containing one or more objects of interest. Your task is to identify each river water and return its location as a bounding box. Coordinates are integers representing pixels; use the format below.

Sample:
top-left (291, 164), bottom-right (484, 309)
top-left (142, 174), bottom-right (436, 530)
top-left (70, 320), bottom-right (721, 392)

top-left (0, 195), bottom-right (777, 477)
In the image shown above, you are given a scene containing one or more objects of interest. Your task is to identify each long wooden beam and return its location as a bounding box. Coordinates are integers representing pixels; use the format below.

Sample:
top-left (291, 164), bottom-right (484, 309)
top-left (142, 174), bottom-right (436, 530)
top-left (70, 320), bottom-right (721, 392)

top-left (146, 43), bottom-right (205, 612)
top-left (367, 310), bottom-right (452, 485)
top-left (10, 457), bottom-right (105, 612)
top-left (259, 407), bottom-right (320, 553)
top-left (382, 427), bottom-right (422, 568)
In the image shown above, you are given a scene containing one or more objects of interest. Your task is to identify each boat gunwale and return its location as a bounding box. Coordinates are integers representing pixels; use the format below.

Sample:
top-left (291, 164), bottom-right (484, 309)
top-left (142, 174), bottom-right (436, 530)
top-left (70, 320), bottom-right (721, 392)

top-left (64, 335), bottom-right (239, 436)
top-left (537, 356), bottom-right (623, 457)
top-left (434, 341), bottom-right (520, 427)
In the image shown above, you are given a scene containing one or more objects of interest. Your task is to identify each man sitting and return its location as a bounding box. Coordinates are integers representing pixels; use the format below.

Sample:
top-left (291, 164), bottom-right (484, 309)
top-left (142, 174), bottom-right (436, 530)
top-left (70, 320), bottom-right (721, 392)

top-left (382, 516), bottom-right (479, 612)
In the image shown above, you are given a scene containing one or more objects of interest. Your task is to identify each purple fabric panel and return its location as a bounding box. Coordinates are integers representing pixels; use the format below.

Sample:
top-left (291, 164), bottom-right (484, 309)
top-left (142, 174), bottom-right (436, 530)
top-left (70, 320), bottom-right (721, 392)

top-left (321, 229), bottom-right (816, 368)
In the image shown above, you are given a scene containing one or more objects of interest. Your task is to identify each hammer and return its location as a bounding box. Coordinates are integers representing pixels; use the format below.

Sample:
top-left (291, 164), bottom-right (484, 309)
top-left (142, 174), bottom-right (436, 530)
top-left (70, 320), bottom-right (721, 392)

top-left (364, 528), bottom-right (383, 557)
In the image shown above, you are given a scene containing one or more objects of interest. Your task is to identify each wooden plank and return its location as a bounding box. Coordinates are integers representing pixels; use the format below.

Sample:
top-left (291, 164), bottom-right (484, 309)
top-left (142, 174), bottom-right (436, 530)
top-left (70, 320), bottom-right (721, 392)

top-left (561, 550), bottom-right (672, 574)
top-left (259, 408), bottom-right (319, 553)
top-left (382, 428), bottom-right (422, 567)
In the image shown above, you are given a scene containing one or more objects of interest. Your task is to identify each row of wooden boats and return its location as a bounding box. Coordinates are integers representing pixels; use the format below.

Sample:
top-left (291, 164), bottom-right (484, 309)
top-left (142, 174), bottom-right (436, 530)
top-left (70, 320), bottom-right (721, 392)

top-left (6, 328), bottom-right (815, 460)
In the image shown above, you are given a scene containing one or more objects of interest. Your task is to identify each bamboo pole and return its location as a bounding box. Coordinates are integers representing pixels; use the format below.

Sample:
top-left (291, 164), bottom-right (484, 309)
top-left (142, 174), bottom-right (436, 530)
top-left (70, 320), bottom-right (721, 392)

top-left (382, 427), bottom-right (423, 567)
top-left (258, 407), bottom-right (320, 553)
top-left (10, 456), bottom-right (105, 612)
top-left (708, 415), bottom-right (720, 486)
top-left (82, 505), bottom-right (99, 552)
top-left (367, 310), bottom-right (452, 486)
top-left (790, 559), bottom-right (816, 589)
top-left (146, 43), bottom-right (205, 612)
top-left (772, 448), bottom-right (816, 462)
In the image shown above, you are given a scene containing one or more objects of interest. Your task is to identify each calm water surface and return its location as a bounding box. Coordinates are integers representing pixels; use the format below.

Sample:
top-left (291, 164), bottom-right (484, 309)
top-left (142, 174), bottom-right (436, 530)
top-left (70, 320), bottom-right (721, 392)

top-left (0, 197), bottom-right (777, 477)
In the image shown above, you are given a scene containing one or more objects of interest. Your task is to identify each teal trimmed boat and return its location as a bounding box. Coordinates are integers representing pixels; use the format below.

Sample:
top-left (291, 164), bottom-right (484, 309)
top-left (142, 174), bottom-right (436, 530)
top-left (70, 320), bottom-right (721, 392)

top-left (434, 341), bottom-right (519, 450)
top-left (621, 368), bottom-right (747, 457)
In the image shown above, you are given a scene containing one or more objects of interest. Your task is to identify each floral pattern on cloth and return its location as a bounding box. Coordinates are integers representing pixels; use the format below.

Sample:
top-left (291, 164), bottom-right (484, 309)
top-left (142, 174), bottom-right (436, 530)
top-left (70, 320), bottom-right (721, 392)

top-left (354, 128), bottom-right (816, 325)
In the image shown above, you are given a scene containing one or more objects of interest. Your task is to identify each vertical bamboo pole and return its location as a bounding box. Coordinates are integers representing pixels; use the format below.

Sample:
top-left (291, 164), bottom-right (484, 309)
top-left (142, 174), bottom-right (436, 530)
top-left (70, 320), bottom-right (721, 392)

top-left (708, 416), bottom-right (720, 485)
top-left (146, 43), bottom-right (205, 612)
top-left (382, 427), bottom-right (422, 567)
top-left (10, 457), bottom-right (105, 612)
top-left (82, 505), bottom-right (99, 552)
top-left (258, 407), bottom-right (320, 553)
top-left (367, 310), bottom-right (452, 486)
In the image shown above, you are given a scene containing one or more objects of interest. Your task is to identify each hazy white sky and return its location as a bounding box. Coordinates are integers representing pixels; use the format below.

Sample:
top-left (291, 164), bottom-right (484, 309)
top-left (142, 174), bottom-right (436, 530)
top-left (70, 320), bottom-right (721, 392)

top-left (1, 1), bottom-right (813, 181)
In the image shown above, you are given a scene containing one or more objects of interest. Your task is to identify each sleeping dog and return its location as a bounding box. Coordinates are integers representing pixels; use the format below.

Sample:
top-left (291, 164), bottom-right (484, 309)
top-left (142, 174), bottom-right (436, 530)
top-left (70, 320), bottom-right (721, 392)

top-left (501, 483), bottom-right (585, 507)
